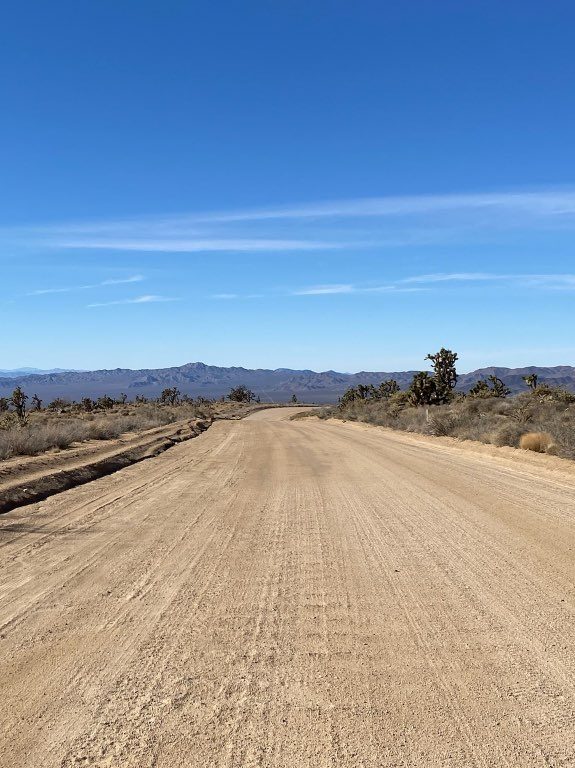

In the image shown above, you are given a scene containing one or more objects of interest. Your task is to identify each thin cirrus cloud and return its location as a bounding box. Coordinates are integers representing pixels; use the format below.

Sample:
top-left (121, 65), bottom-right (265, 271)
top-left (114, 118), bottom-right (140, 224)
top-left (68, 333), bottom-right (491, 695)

top-left (27, 274), bottom-right (144, 296)
top-left (15, 188), bottom-right (575, 256)
top-left (401, 272), bottom-right (575, 289)
top-left (58, 238), bottom-right (349, 253)
top-left (291, 273), bottom-right (575, 297)
top-left (163, 189), bottom-right (575, 224)
top-left (87, 295), bottom-right (180, 308)
top-left (293, 284), bottom-right (425, 296)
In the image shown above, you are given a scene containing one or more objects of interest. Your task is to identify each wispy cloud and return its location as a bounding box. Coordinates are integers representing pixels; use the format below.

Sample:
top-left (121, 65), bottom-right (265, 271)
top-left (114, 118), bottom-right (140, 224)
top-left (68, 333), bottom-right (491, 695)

top-left (58, 238), bottom-right (348, 253)
top-left (9, 188), bottom-right (575, 256)
top-left (294, 284), bottom-right (355, 295)
top-left (401, 272), bottom-right (499, 284)
top-left (293, 283), bottom-right (425, 296)
top-left (291, 273), bottom-right (575, 297)
top-left (173, 189), bottom-right (575, 223)
top-left (27, 274), bottom-right (144, 296)
top-left (402, 272), bottom-right (575, 289)
top-left (87, 294), bottom-right (179, 308)
top-left (211, 292), bottom-right (265, 300)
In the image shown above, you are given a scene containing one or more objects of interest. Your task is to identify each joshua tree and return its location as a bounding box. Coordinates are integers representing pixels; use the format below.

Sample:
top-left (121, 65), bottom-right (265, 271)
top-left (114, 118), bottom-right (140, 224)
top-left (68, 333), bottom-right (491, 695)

top-left (356, 384), bottom-right (374, 400)
top-left (81, 397), bottom-right (94, 412)
top-left (47, 397), bottom-right (71, 412)
top-left (96, 395), bottom-right (115, 410)
top-left (10, 386), bottom-right (28, 425)
top-left (117, 392), bottom-right (128, 405)
top-left (487, 375), bottom-right (511, 398)
top-left (378, 379), bottom-right (400, 398)
top-left (0, 397), bottom-right (10, 413)
top-left (339, 387), bottom-right (359, 407)
top-left (407, 371), bottom-right (438, 406)
top-left (31, 394), bottom-right (43, 411)
top-left (159, 387), bottom-right (181, 406)
top-left (425, 347), bottom-right (458, 403)
top-left (522, 374), bottom-right (538, 391)
top-left (291, 394), bottom-right (298, 403)
top-left (468, 375), bottom-right (511, 399)
top-left (228, 385), bottom-right (256, 403)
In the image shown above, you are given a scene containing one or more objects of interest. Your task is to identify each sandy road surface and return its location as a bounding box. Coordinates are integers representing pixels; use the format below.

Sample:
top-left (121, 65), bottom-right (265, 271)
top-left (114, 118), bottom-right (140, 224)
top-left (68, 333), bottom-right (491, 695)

top-left (2, 409), bottom-right (575, 767)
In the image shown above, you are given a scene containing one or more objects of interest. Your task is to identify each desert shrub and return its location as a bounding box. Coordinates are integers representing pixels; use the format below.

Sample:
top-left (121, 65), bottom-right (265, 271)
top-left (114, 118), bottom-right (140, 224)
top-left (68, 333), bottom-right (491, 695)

top-left (532, 384), bottom-right (575, 404)
top-left (47, 397), bottom-right (72, 412)
top-left (519, 432), bottom-right (556, 453)
top-left (428, 413), bottom-right (457, 436)
top-left (332, 386), bottom-right (575, 461)
top-left (487, 421), bottom-right (526, 448)
top-left (0, 421), bottom-right (91, 459)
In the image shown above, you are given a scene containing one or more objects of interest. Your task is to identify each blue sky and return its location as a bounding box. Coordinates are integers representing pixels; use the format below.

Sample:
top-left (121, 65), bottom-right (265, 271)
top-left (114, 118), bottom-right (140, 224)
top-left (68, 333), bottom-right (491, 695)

top-left (2, 1), bottom-right (575, 373)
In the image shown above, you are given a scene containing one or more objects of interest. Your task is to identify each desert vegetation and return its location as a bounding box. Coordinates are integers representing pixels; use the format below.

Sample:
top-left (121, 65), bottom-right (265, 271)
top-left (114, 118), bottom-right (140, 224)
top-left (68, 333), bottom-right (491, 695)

top-left (322, 348), bottom-right (575, 460)
top-left (0, 388), bottom-right (218, 461)
top-left (227, 385), bottom-right (259, 403)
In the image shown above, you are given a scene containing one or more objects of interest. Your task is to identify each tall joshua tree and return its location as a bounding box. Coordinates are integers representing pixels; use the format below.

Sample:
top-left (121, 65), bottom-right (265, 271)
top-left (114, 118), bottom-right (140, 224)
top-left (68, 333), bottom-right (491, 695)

top-left (10, 386), bottom-right (28, 425)
top-left (425, 347), bottom-right (458, 404)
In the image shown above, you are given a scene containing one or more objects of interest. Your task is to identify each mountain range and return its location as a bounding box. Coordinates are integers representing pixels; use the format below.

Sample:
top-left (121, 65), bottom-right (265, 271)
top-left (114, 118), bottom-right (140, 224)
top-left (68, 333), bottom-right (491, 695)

top-left (0, 368), bottom-right (83, 378)
top-left (1, 362), bottom-right (574, 403)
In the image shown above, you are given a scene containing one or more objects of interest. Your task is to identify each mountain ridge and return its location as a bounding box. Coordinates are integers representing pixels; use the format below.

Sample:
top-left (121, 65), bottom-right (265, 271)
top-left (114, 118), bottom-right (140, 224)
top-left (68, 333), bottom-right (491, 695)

top-left (1, 362), bottom-right (574, 403)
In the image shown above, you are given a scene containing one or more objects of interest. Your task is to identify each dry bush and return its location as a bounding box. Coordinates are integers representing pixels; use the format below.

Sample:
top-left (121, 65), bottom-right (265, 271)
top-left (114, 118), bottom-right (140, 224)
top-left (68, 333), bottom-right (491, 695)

top-left (0, 421), bottom-right (91, 460)
top-left (428, 413), bottom-right (457, 436)
top-left (487, 421), bottom-right (526, 448)
top-left (519, 432), bottom-right (557, 454)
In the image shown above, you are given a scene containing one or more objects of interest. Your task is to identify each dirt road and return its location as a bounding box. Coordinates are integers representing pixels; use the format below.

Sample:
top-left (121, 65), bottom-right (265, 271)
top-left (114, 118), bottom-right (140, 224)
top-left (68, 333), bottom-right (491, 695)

top-left (2, 409), bottom-right (575, 767)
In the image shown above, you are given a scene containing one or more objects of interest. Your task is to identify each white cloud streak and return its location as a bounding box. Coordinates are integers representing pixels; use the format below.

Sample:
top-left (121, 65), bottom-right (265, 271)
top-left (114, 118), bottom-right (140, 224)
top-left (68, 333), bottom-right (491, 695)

top-left (59, 239), bottom-right (348, 253)
top-left (27, 274), bottom-right (144, 296)
top-left (293, 284), bottom-right (425, 296)
top-left (87, 295), bottom-right (179, 308)
top-left (292, 273), bottom-right (575, 297)
top-left (8, 189), bottom-right (575, 258)
top-left (402, 272), bottom-right (575, 289)
top-left (175, 190), bottom-right (575, 223)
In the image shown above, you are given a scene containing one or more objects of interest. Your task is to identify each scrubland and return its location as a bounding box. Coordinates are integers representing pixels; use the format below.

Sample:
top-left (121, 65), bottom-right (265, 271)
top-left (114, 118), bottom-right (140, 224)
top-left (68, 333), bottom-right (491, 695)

top-left (319, 388), bottom-right (575, 459)
top-left (0, 401), bottom-right (216, 461)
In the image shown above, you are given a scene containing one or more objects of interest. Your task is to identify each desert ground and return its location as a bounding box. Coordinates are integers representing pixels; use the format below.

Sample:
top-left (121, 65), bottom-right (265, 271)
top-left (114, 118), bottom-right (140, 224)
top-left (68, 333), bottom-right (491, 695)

top-left (1, 408), bottom-right (575, 766)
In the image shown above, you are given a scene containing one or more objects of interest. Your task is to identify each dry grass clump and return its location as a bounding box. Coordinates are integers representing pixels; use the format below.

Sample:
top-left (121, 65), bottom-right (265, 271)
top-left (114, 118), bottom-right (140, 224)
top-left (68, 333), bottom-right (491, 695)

top-left (325, 388), bottom-right (575, 460)
top-left (0, 421), bottom-right (91, 460)
top-left (0, 402), bottom-right (212, 461)
top-left (519, 432), bottom-right (557, 454)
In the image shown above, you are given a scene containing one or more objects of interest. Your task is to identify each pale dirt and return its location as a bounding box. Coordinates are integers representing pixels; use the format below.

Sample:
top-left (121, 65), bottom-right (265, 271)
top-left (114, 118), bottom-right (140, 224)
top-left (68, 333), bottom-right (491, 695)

top-left (2, 407), bottom-right (575, 767)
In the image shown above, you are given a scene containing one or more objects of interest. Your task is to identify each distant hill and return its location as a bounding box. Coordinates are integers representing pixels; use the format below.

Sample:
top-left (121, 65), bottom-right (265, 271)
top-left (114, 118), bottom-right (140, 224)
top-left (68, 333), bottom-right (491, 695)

top-left (0, 368), bottom-right (83, 378)
top-left (0, 361), bottom-right (574, 403)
